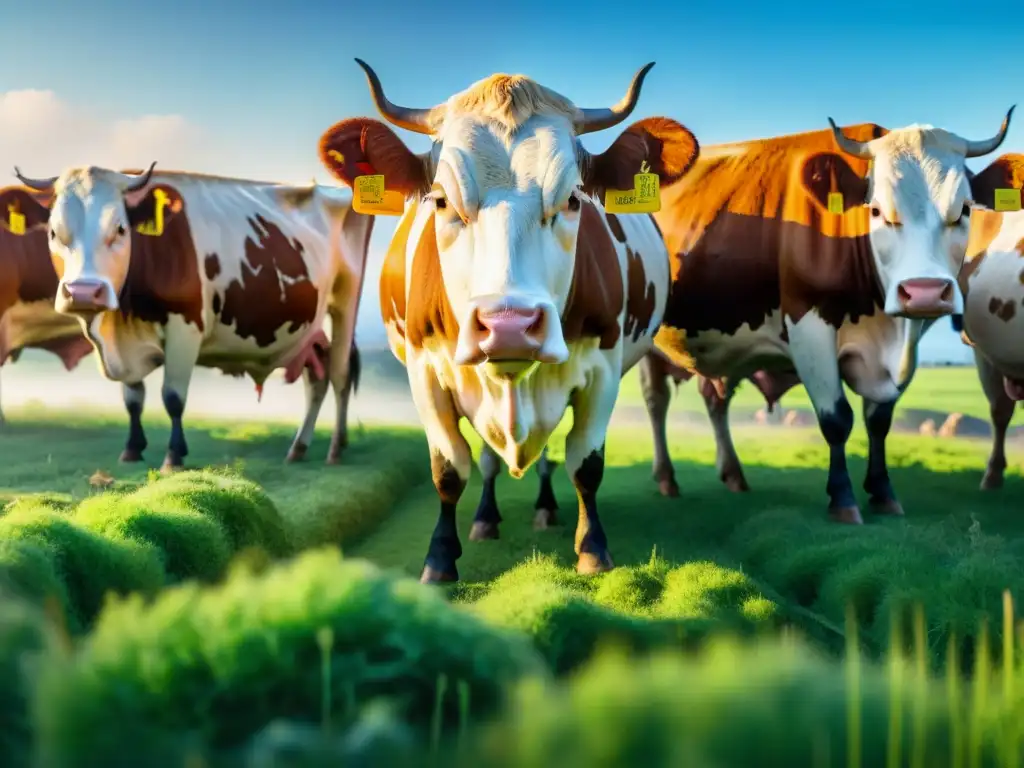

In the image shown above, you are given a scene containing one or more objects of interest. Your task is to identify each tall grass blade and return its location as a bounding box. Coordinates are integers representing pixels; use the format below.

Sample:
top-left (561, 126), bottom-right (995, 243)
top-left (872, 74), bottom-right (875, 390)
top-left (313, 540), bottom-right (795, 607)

top-left (948, 631), bottom-right (964, 768)
top-left (431, 673), bottom-right (449, 760)
top-left (846, 602), bottom-right (862, 768)
top-left (911, 604), bottom-right (926, 768)
top-left (887, 605), bottom-right (903, 768)
top-left (969, 619), bottom-right (990, 768)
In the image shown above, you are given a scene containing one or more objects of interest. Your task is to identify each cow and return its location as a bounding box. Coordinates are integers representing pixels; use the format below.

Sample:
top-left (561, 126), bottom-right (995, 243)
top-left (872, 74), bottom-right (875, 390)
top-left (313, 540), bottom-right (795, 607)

top-left (6, 166), bottom-right (374, 469)
top-left (954, 153), bottom-right (1024, 490)
top-left (639, 349), bottom-right (801, 495)
top-left (0, 184), bottom-right (103, 425)
top-left (645, 112), bottom-right (1014, 523)
top-left (318, 59), bottom-right (699, 582)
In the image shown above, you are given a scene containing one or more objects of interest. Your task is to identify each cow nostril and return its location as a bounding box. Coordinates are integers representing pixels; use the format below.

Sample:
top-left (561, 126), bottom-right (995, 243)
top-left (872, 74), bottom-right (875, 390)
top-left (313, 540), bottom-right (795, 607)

top-left (898, 284), bottom-right (911, 303)
top-left (92, 284), bottom-right (104, 300)
top-left (941, 282), bottom-right (953, 301)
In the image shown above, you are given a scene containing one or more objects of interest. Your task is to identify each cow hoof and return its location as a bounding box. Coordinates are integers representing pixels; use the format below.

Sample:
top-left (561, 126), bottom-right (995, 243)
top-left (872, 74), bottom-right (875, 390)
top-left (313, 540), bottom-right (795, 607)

top-left (420, 565), bottom-right (459, 584)
top-left (325, 452), bottom-right (343, 465)
top-left (285, 444), bottom-right (308, 463)
top-left (533, 508), bottom-right (559, 530)
top-left (723, 474), bottom-right (750, 493)
top-left (657, 478), bottom-right (680, 497)
top-left (160, 461), bottom-right (184, 475)
top-left (119, 448), bottom-right (145, 463)
top-left (576, 551), bottom-right (615, 575)
top-left (828, 506), bottom-right (864, 525)
top-left (870, 498), bottom-right (904, 516)
top-left (980, 470), bottom-right (1004, 490)
top-left (469, 521), bottom-right (500, 541)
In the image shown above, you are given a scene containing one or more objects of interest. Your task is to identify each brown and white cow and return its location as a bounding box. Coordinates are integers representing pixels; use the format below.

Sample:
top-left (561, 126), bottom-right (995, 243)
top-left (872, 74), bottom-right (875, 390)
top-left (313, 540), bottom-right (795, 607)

top-left (954, 153), bottom-right (1024, 490)
top-left (1, 184), bottom-right (97, 424)
top-left (7, 166), bottom-right (374, 468)
top-left (319, 59), bottom-right (699, 581)
top-left (647, 113), bottom-right (1013, 523)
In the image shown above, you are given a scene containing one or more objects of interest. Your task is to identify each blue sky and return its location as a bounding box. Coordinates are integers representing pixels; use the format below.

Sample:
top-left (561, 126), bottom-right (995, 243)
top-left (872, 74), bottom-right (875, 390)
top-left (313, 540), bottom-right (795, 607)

top-left (2, 0), bottom-right (1021, 355)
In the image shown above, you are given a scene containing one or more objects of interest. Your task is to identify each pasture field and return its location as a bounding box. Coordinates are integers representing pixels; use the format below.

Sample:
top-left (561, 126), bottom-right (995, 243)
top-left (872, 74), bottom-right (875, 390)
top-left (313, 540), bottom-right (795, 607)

top-left (2, 353), bottom-right (1024, 766)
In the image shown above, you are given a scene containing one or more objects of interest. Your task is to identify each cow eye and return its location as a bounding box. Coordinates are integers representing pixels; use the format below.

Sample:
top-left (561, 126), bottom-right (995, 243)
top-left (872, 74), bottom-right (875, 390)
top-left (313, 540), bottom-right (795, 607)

top-left (953, 203), bottom-right (971, 226)
top-left (117, 224), bottom-right (126, 237)
top-left (434, 198), bottom-right (447, 211)
top-left (566, 194), bottom-right (581, 212)
top-left (49, 228), bottom-right (55, 240)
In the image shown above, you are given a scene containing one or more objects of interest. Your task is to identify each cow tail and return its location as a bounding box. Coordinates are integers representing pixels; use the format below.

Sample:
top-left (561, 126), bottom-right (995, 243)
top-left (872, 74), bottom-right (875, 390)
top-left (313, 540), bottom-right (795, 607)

top-left (347, 342), bottom-right (361, 397)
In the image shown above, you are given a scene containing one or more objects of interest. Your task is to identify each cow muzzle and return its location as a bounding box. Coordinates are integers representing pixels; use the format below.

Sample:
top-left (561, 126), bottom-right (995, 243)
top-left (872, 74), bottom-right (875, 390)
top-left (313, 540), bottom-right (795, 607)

top-left (893, 278), bottom-right (956, 319)
top-left (57, 278), bottom-right (118, 314)
top-left (453, 297), bottom-right (569, 367)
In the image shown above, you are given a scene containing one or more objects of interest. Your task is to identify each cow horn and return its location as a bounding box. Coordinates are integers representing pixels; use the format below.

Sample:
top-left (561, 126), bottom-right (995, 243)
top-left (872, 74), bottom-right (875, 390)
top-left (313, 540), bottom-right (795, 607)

top-left (120, 161), bottom-right (157, 192)
top-left (13, 167), bottom-right (58, 191)
top-left (575, 62), bottom-right (655, 136)
top-left (964, 105), bottom-right (1015, 158)
top-left (354, 58), bottom-right (437, 135)
top-left (827, 118), bottom-right (873, 159)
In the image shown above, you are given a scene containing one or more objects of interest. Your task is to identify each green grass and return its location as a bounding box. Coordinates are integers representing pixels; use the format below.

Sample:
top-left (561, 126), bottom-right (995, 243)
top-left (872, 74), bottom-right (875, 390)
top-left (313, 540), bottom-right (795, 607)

top-left (1, 360), bottom-right (1023, 766)
top-left (0, 407), bottom-right (428, 549)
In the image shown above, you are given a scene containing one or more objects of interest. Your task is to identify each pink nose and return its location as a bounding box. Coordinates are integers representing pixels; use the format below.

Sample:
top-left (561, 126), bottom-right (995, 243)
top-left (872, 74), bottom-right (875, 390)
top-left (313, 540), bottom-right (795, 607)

top-left (60, 279), bottom-right (112, 312)
top-left (896, 278), bottom-right (955, 318)
top-left (476, 306), bottom-right (544, 361)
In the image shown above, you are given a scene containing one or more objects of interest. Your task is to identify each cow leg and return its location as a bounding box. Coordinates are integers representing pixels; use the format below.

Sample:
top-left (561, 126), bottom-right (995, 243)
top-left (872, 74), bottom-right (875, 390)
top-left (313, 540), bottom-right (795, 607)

top-left (700, 376), bottom-right (749, 492)
top-left (469, 443), bottom-right (502, 541)
top-left (975, 349), bottom-right (1015, 490)
top-left (412, 368), bottom-right (472, 584)
top-left (0, 369), bottom-right (5, 428)
top-left (160, 323), bottom-right (201, 473)
top-left (286, 363), bottom-right (330, 463)
top-left (785, 313), bottom-right (861, 524)
top-left (862, 398), bottom-right (903, 515)
top-left (639, 351), bottom-right (679, 497)
top-left (565, 365), bottom-right (619, 574)
top-left (533, 446), bottom-right (560, 529)
top-left (119, 381), bottom-right (148, 462)
top-left (325, 302), bottom-right (361, 464)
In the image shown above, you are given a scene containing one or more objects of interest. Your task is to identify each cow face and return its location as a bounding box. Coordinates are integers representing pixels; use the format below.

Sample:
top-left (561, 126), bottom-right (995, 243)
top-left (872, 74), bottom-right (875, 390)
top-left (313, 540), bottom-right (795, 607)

top-left (320, 60), bottom-right (698, 379)
top-left (10, 164), bottom-right (175, 316)
top-left (802, 111), bottom-right (1013, 320)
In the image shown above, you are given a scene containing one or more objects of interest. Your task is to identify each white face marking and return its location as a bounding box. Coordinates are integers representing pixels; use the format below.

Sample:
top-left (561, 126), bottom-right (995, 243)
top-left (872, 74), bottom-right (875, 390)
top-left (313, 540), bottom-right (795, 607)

top-left (862, 127), bottom-right (972, 317)
top-left (48, 170), bottom-right (133, 311)
top-left (422, 113), bottom-right (587, 371)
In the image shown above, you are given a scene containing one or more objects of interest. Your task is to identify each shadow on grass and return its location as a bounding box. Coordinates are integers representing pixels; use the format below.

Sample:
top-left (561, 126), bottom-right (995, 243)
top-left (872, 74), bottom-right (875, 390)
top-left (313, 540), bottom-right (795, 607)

top-left (352, 444), bottom-right (1024, 673)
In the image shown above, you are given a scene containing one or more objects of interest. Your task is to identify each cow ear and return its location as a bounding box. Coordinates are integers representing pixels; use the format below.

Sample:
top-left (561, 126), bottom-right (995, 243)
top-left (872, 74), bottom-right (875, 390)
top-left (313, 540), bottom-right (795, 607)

top-left (582, 117), bottom-right (699, 199)
top-left (319, 117), bottom-right (430, 197)
top-left (125, 185), bottom-right (185, 230)
top-left (0, 188), bottom-right (51, 233)
top-left (969, 153), bottom-right (1024, 210)
top-left (801, 152), bottom-right (869, 212)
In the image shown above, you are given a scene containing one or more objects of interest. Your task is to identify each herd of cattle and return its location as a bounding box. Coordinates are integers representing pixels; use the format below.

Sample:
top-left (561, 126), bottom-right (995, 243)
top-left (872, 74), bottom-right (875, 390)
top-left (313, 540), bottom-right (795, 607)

top-left (1, 59), bottom-right (1022, 583)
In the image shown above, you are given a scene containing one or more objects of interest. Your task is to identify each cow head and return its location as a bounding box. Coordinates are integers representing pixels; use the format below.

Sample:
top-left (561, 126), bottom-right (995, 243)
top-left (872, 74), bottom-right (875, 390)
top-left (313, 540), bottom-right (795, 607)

top-left (801, 107), bottom-right (1014, 320)
top-left (320, 60), bottom-right (698, 379)
top-left (10, 162), bottom-right (176, 316)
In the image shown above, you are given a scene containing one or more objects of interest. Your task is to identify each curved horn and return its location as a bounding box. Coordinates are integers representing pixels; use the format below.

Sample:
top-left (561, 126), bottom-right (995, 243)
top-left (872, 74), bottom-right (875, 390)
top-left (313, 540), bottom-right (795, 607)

top-left (354, 58), bottom-right (436, 135)
top-left (964, 105), bottom-right (1015, 158)
top-left (575, 62), bottom-right (656, 136)
top-left (120, 161), bottom-right (157, 193)
top-left (827, 118), bottom-right (873, 159)
top-left (13, 167), bottom-right (58, 191)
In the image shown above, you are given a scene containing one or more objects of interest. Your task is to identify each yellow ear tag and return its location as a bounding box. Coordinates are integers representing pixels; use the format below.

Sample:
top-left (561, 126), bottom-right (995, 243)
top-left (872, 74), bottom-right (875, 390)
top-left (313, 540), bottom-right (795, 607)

top-left (7, 204), bottom-right (25, 235)
top-left (827, 192), bottom-right (844, 215)
top-left (993, 188), bottom-right (1022, 212)
top-left (353, 174), bottom-right (405, 216)
top-left (604, 160), bottom-right (661, 214)
top-left (135, 188), bottom-right (169, 236)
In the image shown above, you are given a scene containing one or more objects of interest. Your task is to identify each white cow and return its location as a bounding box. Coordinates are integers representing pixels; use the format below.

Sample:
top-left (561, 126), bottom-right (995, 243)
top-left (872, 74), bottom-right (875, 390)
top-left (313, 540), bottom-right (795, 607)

top-left (318, 59), bottom-right (700, 582)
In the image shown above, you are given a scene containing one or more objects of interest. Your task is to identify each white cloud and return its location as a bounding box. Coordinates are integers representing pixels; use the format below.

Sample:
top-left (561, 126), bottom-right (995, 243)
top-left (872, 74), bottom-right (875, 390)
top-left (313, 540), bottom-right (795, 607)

top-left (0, 89), bottom-right (231, 177)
